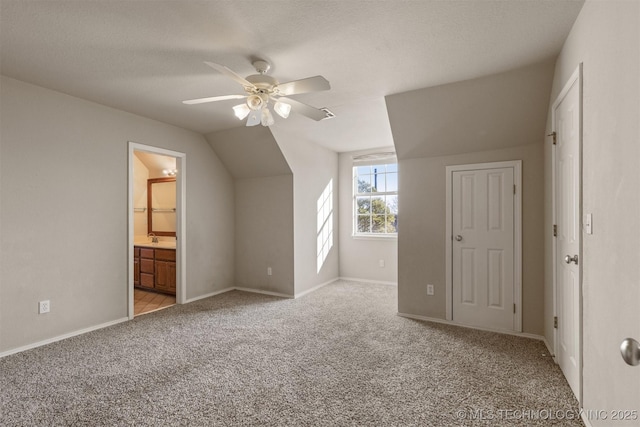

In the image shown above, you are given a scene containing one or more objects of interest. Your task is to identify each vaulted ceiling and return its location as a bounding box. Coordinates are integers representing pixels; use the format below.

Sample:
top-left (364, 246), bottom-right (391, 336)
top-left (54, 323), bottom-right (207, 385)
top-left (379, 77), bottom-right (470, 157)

top-left (0, 0), bottom-right (584, 152)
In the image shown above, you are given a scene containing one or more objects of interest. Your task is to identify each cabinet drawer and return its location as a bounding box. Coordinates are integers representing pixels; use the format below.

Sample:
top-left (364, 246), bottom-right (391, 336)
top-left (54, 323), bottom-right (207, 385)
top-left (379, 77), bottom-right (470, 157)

top-left (155, 249), bottom-right (176, 262)
top-left (140, 258), bottom-right (154, 274)
top-left (140, 248), bottom-right (154, 259)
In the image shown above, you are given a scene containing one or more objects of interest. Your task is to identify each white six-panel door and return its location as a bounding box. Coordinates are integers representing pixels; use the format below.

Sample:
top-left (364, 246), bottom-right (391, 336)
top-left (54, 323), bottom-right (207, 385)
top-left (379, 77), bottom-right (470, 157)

top-left (451, 166), bottom-right (516, 331)
top-left (554, 70), bottom-right (581, 400)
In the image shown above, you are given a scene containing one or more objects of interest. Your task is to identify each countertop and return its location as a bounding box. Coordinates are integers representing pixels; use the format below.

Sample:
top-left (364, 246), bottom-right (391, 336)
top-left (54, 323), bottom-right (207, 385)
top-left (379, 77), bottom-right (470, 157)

top-left (134, 241), bottom-right (176, 249)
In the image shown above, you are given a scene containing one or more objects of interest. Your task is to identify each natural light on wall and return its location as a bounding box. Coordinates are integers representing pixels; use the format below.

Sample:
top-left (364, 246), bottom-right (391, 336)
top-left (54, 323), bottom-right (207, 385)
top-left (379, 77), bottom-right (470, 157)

top-left (317, 179), bottom-right (334, 273)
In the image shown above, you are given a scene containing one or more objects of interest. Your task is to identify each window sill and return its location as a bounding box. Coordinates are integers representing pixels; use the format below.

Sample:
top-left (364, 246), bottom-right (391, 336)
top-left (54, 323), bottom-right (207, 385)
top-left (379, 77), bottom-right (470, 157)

top-left (351, 234), bottom-right (398, 241)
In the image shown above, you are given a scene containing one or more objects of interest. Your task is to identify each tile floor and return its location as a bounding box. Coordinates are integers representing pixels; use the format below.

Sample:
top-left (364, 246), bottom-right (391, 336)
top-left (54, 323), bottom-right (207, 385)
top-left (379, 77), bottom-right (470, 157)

top-left (134, 288), bottom-right (176, 316)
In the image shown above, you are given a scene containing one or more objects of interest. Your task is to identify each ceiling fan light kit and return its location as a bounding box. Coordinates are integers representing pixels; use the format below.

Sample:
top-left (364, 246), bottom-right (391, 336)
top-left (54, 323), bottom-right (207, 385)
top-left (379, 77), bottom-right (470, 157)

top-left (261, 107), bottom-right (275, 126)
top-left (274, 101), bottom-right (291, 119)
top-left (183, 59), bottom-right (335, 127)
top-left (232, 103), bottom-right (251, 120)
top-left (246, 94), bottom-right (265, 111)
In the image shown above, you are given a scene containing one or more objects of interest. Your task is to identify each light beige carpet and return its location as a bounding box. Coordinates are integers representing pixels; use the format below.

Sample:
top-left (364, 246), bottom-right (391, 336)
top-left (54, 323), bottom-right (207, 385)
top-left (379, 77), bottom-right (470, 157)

top-left (0, 281), bottom-right (582, 426)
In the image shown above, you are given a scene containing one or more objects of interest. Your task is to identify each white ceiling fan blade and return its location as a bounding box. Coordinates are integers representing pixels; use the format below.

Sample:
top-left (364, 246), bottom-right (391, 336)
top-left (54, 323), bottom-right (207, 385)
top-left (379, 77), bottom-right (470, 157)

top-left (276, 97), bottom-right (333, 121)
top-left (275, 76), bottom-right (330, 96)
top-left (204, 61), bottom-right (256, 89)
top-left (182, 94), bottom-right (246, 105)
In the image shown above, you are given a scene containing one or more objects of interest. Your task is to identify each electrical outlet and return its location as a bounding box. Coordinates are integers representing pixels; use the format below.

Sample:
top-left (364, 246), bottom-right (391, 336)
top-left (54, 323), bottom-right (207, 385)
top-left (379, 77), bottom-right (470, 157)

top-left (426, 284), bottom-right (434, 296)
top-left (378, 259), bottom-right (385, 268)
top-left (39, 300), bottom-right (50, 314)
top-left (267, 267), bottom-right (272, 276)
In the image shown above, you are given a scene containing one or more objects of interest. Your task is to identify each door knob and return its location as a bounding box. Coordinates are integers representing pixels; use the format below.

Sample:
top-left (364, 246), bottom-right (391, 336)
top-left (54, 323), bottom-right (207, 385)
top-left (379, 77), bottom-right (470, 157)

top-left (564, 254), bottom-right (578, 264)
top-left (620, 338), bottom-right (640, 366)
top-left (455, 235), bottom-right (463, 241)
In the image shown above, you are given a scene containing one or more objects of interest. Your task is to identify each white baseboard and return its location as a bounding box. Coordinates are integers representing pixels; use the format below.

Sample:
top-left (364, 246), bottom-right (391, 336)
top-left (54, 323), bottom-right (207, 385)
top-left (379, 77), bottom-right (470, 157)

top-left (233, 287), bottom-right (294, 299)
top-left (339, 276), bottom-right (397, 286)
top-left (3, 281), bottom-right (398, 358)
top-left (183, 287), bottom-right (235, 303)
top-left (187, 286), bottom-right (294, 301)
top-left (0, 317), bottom-right (129, 359)
top-left (397, 312), bottom-right (548, 343)
top-left (541, 336), bottom-right (555, 359)
top-left (294, 278), bottom-right (339, 299)
top-left (234, 277), bottom-right (390, 299)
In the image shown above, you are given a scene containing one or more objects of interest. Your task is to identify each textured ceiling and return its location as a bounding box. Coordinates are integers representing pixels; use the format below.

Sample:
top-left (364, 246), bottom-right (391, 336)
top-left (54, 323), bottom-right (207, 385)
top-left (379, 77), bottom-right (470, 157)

top-left (0, 0), bottom-right (584, 152)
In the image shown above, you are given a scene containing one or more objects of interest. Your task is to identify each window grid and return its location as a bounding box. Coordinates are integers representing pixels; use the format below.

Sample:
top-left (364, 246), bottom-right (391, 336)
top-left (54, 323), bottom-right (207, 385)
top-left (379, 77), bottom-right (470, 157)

top-left (353, 163), bottom-right (398, 236)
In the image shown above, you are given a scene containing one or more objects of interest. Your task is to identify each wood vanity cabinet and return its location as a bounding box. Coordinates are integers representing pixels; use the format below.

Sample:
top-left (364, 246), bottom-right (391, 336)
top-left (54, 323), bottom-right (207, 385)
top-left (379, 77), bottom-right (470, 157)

top-left (133, 247), bottom-right (140, 286)
top-left (154, 249), bottom-right (176, 294)
top-left (134, 246), bottom-right (176, 296)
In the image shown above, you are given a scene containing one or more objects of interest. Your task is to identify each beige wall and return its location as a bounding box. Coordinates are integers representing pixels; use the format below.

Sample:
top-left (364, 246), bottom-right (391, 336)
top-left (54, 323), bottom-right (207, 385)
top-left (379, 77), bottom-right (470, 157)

top-left (271, 125), bottom-right (340, 295)
top-left (338, 149), bottom-right (398, 284)
top-left (387, 59), bottom-right (553, 335)
top-left (206, 126), bottom-right (294, 295)
top-left (206, 126), bottom-right (291, 180)
top-left (235, 175), bottom-right (294, 295)
top-left (0, 76), bottom-right (235, 353)
top-left (386, 60), bottom-right (555, 159)
top-left (396, 143), bottom-right (545, 334)
top-left (207, 123), bottom-right (339, 296)
top-left (132, 155), bottom-right (149, 238)
top-left (544, 0), bottom-right (639, 417)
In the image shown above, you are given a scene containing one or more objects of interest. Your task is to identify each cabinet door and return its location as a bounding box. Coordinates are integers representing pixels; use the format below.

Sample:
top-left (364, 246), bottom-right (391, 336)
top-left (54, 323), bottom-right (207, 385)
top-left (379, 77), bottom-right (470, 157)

top-left (167, 262), bottom-right (176, 293)
top-left (155, 261), bottom-right (176, 294)
top-left (134, 257), bottom-right (140, 286)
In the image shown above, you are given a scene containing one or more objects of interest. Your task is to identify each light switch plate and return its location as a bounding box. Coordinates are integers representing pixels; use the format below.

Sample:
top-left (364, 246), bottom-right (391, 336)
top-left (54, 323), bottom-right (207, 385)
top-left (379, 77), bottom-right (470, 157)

top-left (585, 213), bottom-right (593, 234)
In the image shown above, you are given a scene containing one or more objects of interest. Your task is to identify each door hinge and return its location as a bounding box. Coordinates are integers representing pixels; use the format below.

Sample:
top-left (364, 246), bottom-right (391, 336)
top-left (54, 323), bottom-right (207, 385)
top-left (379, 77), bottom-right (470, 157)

top-left (513, 184), bottom-right (516, 195)
top-left (548, 131), bottom-right (557, 145)
top-left (553, 224), bottom-right (557, 237)
top-left (513, 303), bottom-right (516, 314)
top-left (554, 316), bottom-right (558, 329)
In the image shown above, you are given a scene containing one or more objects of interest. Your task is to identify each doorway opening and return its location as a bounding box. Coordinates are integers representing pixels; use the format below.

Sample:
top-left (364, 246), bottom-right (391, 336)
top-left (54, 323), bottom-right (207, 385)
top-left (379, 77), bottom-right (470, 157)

top-left (445, 160), bottom-right (522, 332)
top-left (134, 288), bottom-right (176, 316)
top-left (128, 142), bottom-right (186, 319)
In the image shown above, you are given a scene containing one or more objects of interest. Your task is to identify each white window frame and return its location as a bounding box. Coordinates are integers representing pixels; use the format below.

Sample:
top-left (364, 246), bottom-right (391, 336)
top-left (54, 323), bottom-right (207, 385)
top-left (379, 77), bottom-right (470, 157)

top-left (352, 158), bottom-right (398, 238)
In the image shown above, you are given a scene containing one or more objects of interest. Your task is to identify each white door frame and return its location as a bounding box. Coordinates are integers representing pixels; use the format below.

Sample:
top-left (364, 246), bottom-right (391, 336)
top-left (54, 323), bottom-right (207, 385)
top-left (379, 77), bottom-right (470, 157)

top-left (127, 142), bottom-right (187, 319)
top-left (445, 160), bottom-right (522, 332)
top-left (551, 64), bottom-right (583, 402)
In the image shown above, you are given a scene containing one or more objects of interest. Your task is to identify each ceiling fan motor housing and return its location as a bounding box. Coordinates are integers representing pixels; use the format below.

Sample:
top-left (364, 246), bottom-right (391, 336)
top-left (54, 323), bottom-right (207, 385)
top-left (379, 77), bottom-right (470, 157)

top-left (246, 74), bottom-right (279, 93)
top-left (252, 60), bottom-right (271, 74)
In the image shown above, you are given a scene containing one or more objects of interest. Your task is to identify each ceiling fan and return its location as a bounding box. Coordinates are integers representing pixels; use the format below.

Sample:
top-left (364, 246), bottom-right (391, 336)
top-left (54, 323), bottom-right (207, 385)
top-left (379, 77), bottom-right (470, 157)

top-left (183, 60), bottom-right (335, 126)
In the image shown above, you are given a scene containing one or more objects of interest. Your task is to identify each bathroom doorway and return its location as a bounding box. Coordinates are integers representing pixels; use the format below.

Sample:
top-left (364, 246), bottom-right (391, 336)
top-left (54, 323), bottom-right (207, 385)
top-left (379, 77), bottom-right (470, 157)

top-left (128, 142), bottom-right (186, 319)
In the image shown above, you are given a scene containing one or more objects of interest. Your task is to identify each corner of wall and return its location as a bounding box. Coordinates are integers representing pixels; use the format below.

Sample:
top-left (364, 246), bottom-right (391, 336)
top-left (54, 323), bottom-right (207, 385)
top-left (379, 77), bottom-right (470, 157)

top-left (270, 127), bottom-right (340, 295)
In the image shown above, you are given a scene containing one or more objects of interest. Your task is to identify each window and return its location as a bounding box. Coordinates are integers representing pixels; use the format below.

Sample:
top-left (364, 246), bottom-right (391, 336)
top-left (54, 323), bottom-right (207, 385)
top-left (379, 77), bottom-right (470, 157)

top-left (353, 162), bottom-right (398, 235)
